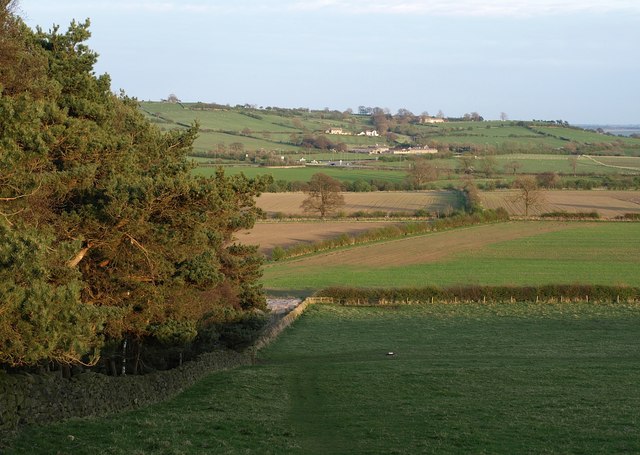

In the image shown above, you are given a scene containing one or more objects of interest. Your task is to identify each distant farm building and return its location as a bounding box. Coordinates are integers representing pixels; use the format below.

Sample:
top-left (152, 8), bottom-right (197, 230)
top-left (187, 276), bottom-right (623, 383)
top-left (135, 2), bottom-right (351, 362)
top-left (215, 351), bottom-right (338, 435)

top-left (325, 127), bottom-right (350, 135)
top-left (351, 146), bottom-right (390, 155)
top-left (419, 116), bottom-right (445, 124)
top-left (393, 147), bottom-right (439, 155)
top-left (358, 130), bottom-right (379, 137)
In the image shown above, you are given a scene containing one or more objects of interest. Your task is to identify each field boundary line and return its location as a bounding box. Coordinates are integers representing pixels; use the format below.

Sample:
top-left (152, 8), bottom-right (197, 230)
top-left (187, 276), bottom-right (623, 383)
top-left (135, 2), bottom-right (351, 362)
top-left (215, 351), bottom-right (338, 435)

top-left (253, 298), bottom-right (314, 351)
top-left (583, 155), bottom-right (640, 172)
top-left (265, 219), bottom-right (513, 265)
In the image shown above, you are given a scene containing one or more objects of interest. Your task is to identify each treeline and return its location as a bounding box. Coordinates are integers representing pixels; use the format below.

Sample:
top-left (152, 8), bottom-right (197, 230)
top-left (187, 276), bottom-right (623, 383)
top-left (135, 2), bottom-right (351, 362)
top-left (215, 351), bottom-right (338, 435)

top-left (270, 209), bottom-right (509, 261)
top-left (265, 178), bottom-right (443, 193)
top-left (0, 10), bottom-right (270, 375)
top-left (315, 285), bottom-right (640, 304)
top-left (475, 176), bottom-right (640, 191)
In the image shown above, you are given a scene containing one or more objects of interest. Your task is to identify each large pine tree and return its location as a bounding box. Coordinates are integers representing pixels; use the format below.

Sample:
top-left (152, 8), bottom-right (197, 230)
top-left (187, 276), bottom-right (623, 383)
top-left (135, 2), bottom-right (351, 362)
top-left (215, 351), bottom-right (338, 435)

top-left (0, 2), bottom-right (270, 369)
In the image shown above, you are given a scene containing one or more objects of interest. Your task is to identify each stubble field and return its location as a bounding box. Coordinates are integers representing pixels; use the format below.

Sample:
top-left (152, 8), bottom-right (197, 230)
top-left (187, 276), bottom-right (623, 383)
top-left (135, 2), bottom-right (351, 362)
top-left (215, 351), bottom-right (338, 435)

top-left (255, 190), bottom-right (461, 216)
top-left (235, 220), bottom-right (405, 254)
top-left (480, 190), bottom-right (640, 218)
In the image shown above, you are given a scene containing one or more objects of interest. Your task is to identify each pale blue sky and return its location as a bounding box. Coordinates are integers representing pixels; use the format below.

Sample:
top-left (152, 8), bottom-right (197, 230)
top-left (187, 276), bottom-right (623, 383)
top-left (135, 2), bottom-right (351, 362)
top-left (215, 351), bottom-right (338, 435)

top-left (18, 0), bottom-right (640, 123)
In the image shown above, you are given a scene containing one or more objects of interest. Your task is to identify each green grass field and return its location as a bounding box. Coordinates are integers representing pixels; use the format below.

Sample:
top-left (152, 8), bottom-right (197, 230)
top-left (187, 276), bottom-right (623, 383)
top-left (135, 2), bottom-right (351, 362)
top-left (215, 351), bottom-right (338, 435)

top-left (9, 303), bottom-right (640, 454)
top-left (194, 165), bottom-right (410, 185)
top-left (263, 221), bottom-right (640, 293)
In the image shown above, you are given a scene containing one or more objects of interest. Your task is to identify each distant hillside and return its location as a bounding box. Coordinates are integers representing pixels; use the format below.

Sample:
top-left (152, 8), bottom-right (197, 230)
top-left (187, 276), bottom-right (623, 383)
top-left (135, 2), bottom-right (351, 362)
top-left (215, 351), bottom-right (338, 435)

top-left (140, 102), bottom-right (640, 160)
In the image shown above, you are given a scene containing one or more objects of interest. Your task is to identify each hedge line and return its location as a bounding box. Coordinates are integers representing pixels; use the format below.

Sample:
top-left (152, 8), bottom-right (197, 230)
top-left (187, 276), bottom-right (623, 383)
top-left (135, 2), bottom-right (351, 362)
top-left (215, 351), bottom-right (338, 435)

top-left (0, 302), bottom-right (310, 443)
top-left (315, 285), bottom-right (640, 304)
top-left (0, 350), bottom-right (250, 440)
top-left (540, 211), bottom-right (600, 219)
top-left (270, 208), bottom-right (510, 261)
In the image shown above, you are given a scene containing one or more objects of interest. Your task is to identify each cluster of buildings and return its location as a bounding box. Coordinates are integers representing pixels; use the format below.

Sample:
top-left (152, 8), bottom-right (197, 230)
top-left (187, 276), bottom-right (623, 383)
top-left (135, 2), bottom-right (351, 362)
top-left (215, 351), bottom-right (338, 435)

top-left (325, 128), bottom-right (379, 137)
top-left (350, 146), bottom-right (438, 156)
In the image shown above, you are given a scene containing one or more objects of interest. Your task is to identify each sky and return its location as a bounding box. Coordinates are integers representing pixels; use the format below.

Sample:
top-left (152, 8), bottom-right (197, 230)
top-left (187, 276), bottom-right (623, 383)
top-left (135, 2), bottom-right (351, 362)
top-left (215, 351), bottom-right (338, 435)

top-left (18, 0), bottom-right (640, 124)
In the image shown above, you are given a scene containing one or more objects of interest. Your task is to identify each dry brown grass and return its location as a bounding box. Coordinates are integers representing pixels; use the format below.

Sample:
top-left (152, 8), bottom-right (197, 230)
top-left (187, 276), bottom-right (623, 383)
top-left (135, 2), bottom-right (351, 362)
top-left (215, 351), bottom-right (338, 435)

top-left (235, 221), bottom-right (404, 254)
top-left (256, 190), bottom-right (460, 216)
top-left (480, 190), bottom-right (640, 218)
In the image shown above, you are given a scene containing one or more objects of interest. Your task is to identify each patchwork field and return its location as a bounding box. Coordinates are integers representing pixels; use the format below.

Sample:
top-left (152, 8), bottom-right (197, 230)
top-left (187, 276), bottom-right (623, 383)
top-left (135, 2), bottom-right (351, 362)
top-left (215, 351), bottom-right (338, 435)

top-left (262, 221), bottom-right (640, 292)
top-left (194, 165), bottom-right (409, 185)
top-left (11, 303), bottom-right (640, 454)
top-left (255, 190), bottom-right (461, 216)
top-left (480, 190), bottom-right (640, 218)
top-left (235, 220), bottom-right (404, 254)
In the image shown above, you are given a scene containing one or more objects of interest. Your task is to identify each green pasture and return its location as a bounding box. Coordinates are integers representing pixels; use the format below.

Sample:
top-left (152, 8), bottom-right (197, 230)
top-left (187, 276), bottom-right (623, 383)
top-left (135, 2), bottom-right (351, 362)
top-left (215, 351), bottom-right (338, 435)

top-left (534, 126), bottom-right (640, 147)
top-left (141, 103), bottom-right (640, 159)
top-left (194, 165), bottom-right (409, 185)
top-left (193, 131), bottom-right (300, 154)
top-left (493, 154), bottom-right (624, 175)
top-left (427, 133), bottom-right (568, 149)
top-left (9, 303), bottom-right (640, 454)
top-left (140, 102), bottom-right (378, 139)
top-left (263, 222), bottom-right (640, 293)
top-left (141, 102), bottom-right (296, 133)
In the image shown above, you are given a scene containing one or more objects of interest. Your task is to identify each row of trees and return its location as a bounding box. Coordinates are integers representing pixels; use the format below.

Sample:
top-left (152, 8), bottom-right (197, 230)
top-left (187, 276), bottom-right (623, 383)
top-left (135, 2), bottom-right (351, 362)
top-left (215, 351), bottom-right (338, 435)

top-left (0, 5), bottom-right (269, 371)
top-left (295, 171), bottom-right (550, 219)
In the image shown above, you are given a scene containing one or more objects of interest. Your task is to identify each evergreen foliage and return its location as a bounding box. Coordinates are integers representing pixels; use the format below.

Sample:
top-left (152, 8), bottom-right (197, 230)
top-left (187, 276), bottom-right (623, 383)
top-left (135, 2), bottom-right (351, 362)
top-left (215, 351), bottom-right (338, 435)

top-left (0, 7), bottom-right (270, 369)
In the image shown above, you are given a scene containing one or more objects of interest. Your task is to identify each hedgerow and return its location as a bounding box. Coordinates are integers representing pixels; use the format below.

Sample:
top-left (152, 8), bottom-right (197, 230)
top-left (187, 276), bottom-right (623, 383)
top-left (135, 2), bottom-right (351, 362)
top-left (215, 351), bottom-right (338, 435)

top-left (315, 285), bottom-right (640, 304)
top-left (269, 208), bottom-right (510, 261)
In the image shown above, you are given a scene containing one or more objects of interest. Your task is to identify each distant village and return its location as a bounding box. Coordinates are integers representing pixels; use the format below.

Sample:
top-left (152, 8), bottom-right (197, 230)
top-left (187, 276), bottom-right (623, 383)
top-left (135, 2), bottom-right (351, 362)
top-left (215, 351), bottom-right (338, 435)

top-left (324, 115), bottom-right (444, 156)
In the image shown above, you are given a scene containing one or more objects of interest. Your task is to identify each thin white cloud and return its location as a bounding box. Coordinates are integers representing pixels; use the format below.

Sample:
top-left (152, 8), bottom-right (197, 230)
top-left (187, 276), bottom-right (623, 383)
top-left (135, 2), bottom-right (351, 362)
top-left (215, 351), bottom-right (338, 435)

top-left (22, 0), bottom-right (640, 17)
top-left (290, 0), bottom-right (640, 16)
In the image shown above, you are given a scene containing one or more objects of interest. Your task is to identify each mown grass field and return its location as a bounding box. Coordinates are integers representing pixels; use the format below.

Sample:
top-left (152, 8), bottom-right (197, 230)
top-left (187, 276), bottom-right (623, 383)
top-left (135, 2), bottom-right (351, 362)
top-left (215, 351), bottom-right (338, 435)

top-left (262, 221), bottom-right (640, 293)
top-left (9, 303), bottom-right (640, 454)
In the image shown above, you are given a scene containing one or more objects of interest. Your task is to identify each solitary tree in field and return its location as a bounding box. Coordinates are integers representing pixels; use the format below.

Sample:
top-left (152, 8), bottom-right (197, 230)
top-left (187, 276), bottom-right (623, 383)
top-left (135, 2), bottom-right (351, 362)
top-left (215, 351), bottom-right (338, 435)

top-left (229, 142), bottom-right (244, 154)
top-left (504, 160), bottom-right (522, 175)
top-left (301, 173), bottom-right (345, 219)
top-left (568, 155), bottom-right (579, 176)
top-left (500, 112), bottom-right (509, 121)
top-left (479, 155), bottom-right (498, 177)
top-left (512, 176), bottom-right (545, 216)
top-left (408, 159), bottom-right (438, 188)
top-left (458, 153), bottom-right (474, 174)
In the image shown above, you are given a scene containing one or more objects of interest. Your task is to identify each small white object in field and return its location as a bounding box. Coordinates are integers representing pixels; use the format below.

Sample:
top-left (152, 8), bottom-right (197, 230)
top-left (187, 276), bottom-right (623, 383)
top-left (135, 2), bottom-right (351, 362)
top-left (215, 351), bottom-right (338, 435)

top-left (387, 352), bottom-right (396, 356)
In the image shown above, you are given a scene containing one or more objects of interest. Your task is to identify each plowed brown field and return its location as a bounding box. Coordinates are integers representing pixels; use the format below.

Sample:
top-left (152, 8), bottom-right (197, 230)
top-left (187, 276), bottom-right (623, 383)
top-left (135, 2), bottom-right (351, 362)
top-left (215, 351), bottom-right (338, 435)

top-left (235, 221), bottom-right (403, 254)
top-left (480, 190), bottom-right (640, 218)
top-left (256, 190), bottom-right (460, 216)
top-left (283, 221), bottom-right (579, 268)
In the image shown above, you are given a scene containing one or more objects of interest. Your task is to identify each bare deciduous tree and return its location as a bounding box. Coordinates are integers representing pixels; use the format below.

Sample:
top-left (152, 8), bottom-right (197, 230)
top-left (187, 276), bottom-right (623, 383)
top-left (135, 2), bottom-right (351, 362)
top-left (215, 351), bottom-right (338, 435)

top-left (504, 160), bottom-right (522, 175)
top-left (479, 155), bottom-right (497, 177)
top-left (568, 155), bottom-right (579, 176)
top-left (408, 159), bottom-right (438, 187)
top-left (512, 176), bottom-right (545, 216)
top-left (301, 173), bottom-right (345, 219)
